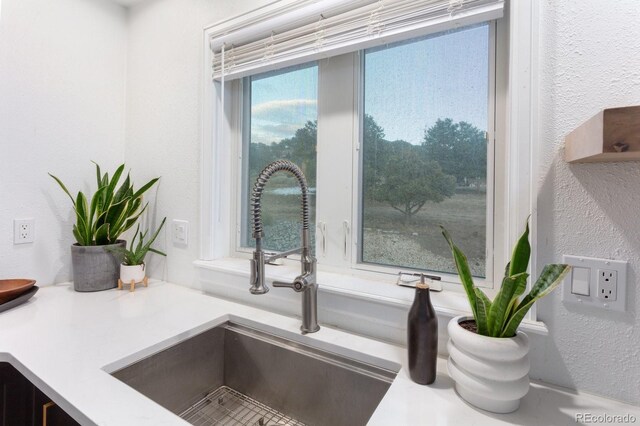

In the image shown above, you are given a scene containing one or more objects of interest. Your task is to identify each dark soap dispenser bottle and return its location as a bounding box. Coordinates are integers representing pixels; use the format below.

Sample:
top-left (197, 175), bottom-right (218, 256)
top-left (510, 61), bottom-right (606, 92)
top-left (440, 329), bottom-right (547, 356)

top-left (407, 275), bottom-right (438, 385)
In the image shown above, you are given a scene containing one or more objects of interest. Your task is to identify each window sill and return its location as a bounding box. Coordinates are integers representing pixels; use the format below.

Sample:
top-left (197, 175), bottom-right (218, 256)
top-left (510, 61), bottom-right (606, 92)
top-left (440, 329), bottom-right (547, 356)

top-left (193, 258), bottom-right (548, 336)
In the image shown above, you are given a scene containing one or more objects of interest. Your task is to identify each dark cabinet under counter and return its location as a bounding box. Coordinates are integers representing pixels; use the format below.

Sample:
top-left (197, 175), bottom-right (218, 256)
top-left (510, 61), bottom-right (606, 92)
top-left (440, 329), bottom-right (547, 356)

top-left (0, 362), bottom-right (79, 426)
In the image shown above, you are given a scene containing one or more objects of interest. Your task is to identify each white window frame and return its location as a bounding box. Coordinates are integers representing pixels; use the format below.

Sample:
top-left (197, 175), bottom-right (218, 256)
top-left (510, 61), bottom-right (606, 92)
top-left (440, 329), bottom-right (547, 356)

top-left (199, 0), bottom-right (541, 321)
top-left (350, 24), bottom-right (498, 288)
top-left (228, 22), bottom-right (500, 289)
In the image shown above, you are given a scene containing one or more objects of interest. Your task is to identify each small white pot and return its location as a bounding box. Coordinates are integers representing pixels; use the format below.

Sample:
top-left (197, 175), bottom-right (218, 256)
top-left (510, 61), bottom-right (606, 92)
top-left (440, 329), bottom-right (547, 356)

top-left (120, 263), bottom-right (146, 284)
top-left (447, 316), bottom-right (530, 413)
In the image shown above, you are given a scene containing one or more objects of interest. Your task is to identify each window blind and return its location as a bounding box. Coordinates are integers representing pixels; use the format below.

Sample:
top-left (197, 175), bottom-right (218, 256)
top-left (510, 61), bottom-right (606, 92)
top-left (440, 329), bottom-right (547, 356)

top-left (210, 0), bottom-right (503, 80)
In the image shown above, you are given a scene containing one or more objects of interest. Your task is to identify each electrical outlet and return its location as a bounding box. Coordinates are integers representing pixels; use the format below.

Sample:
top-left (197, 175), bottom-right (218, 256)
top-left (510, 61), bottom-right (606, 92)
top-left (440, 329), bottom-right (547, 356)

top-left (13, 219), bottom-right (35, 244)
top-left (597, 269), bottom-right (617, 301)
top-left (562, 255), bottom-right (627, 312)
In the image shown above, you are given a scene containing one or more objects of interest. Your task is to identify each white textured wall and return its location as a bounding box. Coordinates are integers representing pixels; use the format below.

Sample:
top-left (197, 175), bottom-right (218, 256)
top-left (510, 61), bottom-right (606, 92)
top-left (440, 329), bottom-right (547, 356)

top-left (529, 0), bottom-right (640, 404)
top-left (125, 0), bottom-right (270, 285)
top-left (0, 0), bottom-right (127, 284)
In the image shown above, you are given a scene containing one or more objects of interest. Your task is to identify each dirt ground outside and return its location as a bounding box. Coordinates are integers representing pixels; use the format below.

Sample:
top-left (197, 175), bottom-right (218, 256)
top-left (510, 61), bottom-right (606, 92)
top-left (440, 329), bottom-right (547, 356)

top-left (243, 182), bottom-right (486, 277)
top-left (362, 190), bottom-right (486, 277)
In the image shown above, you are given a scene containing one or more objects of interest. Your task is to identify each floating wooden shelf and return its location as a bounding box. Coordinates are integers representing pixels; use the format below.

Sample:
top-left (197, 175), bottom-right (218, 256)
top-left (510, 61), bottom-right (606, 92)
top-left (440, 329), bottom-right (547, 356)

top-left (565, 105), bottom-right (640, 163)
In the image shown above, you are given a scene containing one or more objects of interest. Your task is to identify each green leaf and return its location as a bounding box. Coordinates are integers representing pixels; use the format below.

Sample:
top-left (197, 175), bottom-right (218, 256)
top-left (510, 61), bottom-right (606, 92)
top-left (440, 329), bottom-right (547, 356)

top-left (488, 272), bottom-right (528, 336)
top-left (75, 192), bottom-right (87, 220)
top-left (500, 299), bottom-right (535, 338)
top-left (122, 217), bottom-right (140, 233)
top-left (49, 173), bottom-right (76, 205)
top-left (474, 288), bottom-right (491, 335)
top-left (148, 248), bottom-right (167, 257)
top-left (104, 164), bottom-right (125, 207)
top-left (129, 223), bottom-right (140, 251)
top-left (139, 217), bottom-right (166, 252)
top-left (503, 294), bottom-right (521, 329)
top-left (72, 225), bottom-right (84, 246)
top-left (113, 174), bottom-right (131, 203)
top-left (95, 211), bottom-right (107, 228)
top-left (95, 223), bottom-right (110, 246)
top-left (109, 208), bottom-right (132, 243)
top-left (500, 264), bottom-right (571, 337)
top-left (75, 192), bottom-right (92, 244)
top-left (119, 203), bottom-right (148, 236)
top-left (74, 209), bottom-right (87, 240)
top-left (93, 161), bottom-right (101, 188)
top-left (135, 231), bottom-right (145, 253)
top-left (130, 177), bottom-right (160, 201)
top-left (508, 220), bottom-right (531, 276)
top-left (128, 197), bottom-right (142, 215)
top-left (441, 226), bottom-right (477, 320)
top-left (89, 186), bottom-right (107, 226)
top-left (116, 218), bottom-right (167, 265)
top-left (105, 198), bottom-right (129, 230)
top-left (519, 264), bottom-right (571, 309)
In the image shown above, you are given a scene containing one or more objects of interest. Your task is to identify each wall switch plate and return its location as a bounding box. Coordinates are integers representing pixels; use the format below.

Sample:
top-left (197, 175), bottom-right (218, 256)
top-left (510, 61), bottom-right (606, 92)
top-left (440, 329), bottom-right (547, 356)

top-left (172, 220), bottom-right (189, 246)
top-left (562, 255), bottom-right (627, 312)
top-left (570, 266), bottom-right (590, 296)
top-left (13, 219), bottom-right (35, 244)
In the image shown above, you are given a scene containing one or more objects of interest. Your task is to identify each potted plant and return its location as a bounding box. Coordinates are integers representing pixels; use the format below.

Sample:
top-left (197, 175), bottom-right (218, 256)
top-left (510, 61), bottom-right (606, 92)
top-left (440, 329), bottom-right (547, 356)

top-left (50, 163), bottom-right (159, 292)
top-left (111, 218), bottom-right (167, 291)
top-left (441, 221), bottom-right (570, 413)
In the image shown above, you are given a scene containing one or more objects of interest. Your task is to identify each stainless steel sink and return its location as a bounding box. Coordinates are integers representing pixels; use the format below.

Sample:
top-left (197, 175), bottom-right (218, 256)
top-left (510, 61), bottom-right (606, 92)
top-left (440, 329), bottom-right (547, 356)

top-left (111, 322), bottom-right (398, 426)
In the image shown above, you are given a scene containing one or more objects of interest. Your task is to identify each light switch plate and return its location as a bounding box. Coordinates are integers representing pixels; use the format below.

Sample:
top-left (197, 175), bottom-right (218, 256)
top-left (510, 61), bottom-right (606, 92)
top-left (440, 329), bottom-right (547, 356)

top-left (562, 255), bottom-right (627, 312)
top-left (570, 266), bottom-right (590, 296)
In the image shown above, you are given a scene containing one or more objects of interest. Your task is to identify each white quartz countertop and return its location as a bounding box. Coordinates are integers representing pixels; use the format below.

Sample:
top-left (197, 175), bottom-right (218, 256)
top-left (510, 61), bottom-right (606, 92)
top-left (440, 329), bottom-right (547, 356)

top-left (0, 282), bottom-right (637, 425)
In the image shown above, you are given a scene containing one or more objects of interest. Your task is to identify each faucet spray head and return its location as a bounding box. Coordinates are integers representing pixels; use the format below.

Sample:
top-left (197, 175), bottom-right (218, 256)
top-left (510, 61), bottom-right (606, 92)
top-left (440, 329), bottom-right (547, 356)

top-left (249, 250), bottom-right (269, 294)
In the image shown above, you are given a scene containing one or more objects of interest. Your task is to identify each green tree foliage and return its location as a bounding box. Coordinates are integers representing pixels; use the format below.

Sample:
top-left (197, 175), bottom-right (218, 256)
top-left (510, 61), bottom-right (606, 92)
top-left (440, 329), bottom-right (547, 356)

top-left (246, 115), bottom-right (485, 221)
top-left (362, 114), bottom-right (387, 193)
top-left (362, 114), bottom-right (456, 219)
top-left (371, 143), bottom-right (456, 220)
top-left (249, 120), bottom-right (317, 186)
top-left (422, 118), bottom-right (487, 186)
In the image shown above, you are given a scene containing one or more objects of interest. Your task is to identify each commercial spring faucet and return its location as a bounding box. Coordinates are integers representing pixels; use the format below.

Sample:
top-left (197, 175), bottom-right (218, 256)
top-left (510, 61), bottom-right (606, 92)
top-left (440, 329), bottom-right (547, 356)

top-left (249, 160), bottom-right (320, 334)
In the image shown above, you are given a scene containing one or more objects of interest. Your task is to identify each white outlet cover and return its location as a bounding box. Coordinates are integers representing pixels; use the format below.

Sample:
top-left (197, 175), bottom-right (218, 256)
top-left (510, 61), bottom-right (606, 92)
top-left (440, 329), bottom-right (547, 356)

top-left (562, 255), bottom-right (627, 312)
top-left (13, 219), bottom-right (35, 244)
top-left (172, 220), bottom-right (189, 246)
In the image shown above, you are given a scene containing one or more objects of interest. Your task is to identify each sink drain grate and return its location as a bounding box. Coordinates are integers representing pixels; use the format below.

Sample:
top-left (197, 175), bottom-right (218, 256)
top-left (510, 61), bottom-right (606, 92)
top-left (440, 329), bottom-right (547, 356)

top-left (179, 385), bottom-right (307, 426)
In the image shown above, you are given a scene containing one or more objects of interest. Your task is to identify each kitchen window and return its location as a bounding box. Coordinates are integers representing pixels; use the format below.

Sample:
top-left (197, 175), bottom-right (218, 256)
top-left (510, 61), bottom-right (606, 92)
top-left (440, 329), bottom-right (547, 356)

top-left (360, 24), bottom-right (491, 278)
top-left (201, 0), bottom-right (536, 295)
top-left (239, 63), bottom-right (319, 253)
top-left (230, 22), bottom-right (498, 285)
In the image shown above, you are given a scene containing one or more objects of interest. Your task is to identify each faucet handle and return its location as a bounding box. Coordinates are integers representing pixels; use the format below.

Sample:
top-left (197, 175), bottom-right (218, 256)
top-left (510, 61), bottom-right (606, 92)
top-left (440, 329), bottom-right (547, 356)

top-left (273, 277), bottom-right (306, 292)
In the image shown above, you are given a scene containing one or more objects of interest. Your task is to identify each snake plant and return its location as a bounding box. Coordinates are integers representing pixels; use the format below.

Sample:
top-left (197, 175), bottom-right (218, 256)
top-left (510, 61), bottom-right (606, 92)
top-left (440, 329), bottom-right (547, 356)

top-left (441, 220), bottom-right (571, 338)
top-left (109, 218), bottom-right (167, 265)
top-left (49, 162), bottom-right (159, 246)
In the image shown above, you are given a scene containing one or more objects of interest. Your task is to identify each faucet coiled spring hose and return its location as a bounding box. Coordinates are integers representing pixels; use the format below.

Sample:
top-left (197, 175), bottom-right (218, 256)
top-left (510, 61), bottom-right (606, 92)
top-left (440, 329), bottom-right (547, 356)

top-left (251, 160), bottom-right (310, 240)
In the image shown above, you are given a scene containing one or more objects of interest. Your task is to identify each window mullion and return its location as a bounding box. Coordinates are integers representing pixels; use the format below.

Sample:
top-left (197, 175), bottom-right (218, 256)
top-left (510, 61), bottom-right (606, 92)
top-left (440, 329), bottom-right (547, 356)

top-left (315, 53), bottom-right (358, 268)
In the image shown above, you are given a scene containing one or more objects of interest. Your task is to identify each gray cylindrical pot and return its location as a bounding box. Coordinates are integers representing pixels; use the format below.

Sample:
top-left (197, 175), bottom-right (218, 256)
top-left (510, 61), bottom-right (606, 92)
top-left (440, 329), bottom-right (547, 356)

top-left (70, 240), bottom-right (125, 292)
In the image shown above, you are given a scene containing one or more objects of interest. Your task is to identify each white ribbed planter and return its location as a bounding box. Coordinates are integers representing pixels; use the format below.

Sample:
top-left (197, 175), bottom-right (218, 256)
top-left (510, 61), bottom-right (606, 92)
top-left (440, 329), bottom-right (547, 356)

top-left (447, 316), bottom-right (530, 413)
top-left (120, 263), bottom-right (146, 284)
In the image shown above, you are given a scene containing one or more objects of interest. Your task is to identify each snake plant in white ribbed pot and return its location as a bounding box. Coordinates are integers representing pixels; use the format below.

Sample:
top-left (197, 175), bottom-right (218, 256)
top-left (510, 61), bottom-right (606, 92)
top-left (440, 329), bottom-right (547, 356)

top-left (441, 220), bottom-right (570, 413)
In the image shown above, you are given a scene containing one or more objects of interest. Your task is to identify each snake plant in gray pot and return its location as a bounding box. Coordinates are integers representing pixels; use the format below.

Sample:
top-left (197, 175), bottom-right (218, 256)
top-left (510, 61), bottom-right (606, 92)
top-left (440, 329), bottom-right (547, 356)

top-left (50, 162), bottom-right (159, 292)
top-left (441, 220), bottom-right (570, 413)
